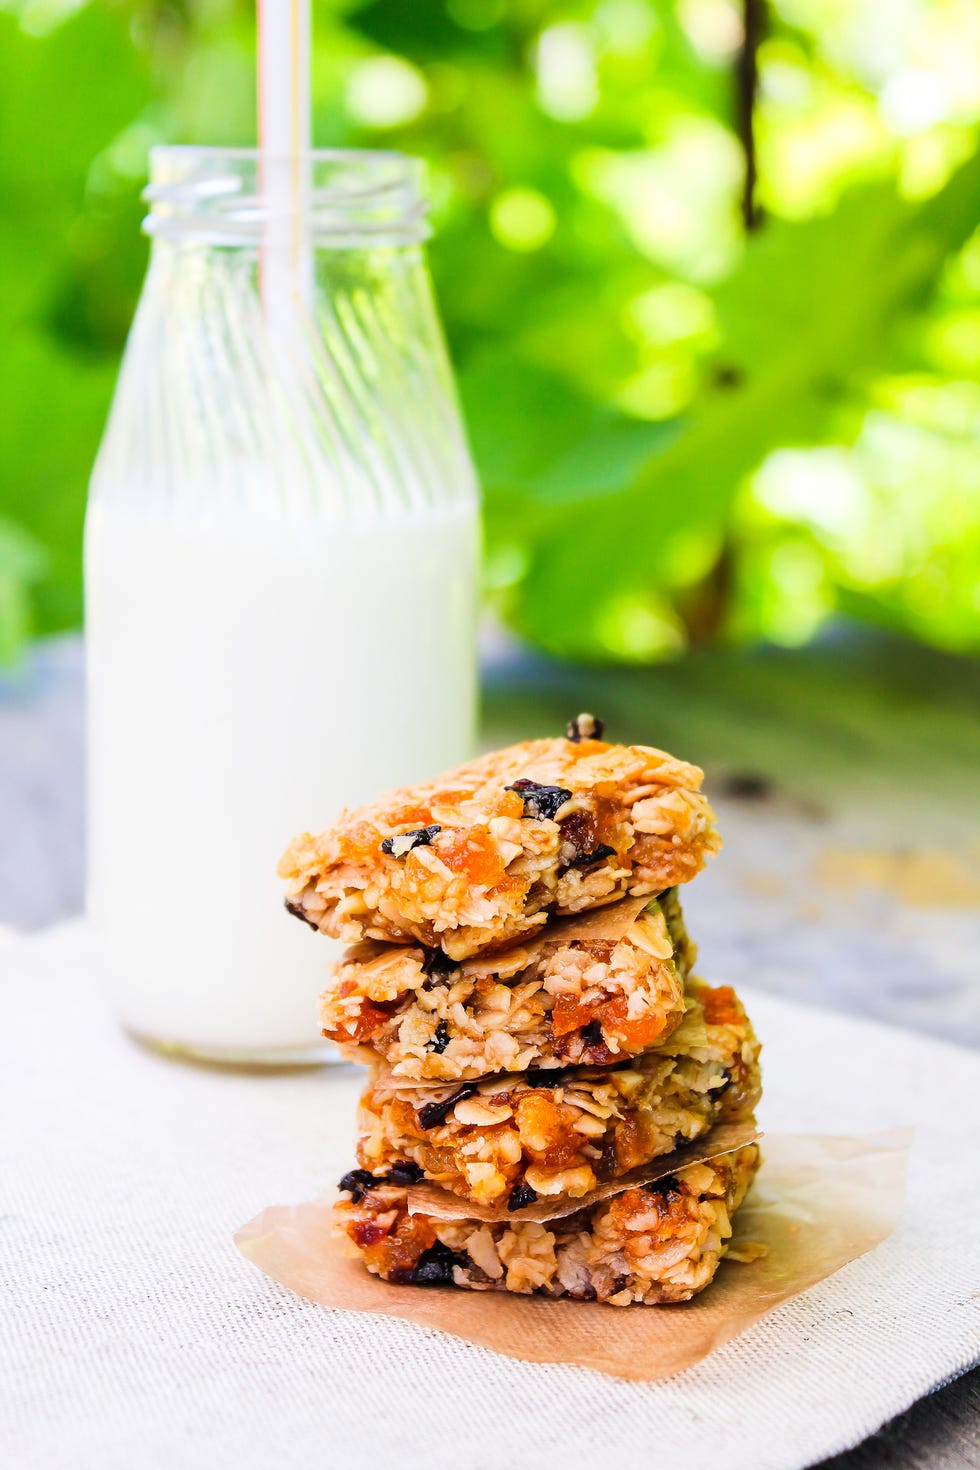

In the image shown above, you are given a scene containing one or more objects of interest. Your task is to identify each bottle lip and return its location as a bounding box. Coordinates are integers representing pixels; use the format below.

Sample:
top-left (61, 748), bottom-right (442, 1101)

top-left (143, 146), bottom-right (430, 246)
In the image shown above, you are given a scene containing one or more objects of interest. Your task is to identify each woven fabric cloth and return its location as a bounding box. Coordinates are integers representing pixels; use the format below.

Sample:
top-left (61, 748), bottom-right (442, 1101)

top-left (3, 921), bottom-right (979, 1470)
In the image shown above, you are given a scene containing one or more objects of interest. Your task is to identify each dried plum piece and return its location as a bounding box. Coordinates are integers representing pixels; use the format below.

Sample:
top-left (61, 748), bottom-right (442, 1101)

top-left (284, 898), bottom-right (321, 932)
top-left (337, 1168), bottom-right (380, 1203)
top-left (566, 713), bottom-right (605, 743)
top-left (409, 1240), bottom-right (466, 1286)
top-left (380, 825), bottom-right (442, 858)
top-left (568, 843), bottom-right (616, 868)
top-left (427, 1020), bottom-right (451, 1054)
top-left (507, 1180), bottom-right (538, 1212)
top-left (417, 1082), bottom-right (479, 1130)
top-left (505, 779), bottom-right (573, 822)
top-left (383, 1161), bottom-right (425, 1186)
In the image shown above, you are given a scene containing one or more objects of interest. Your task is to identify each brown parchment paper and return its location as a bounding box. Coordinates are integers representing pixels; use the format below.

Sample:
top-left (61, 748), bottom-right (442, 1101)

top-left (492, 892), bottom-right (655, 958)
top-left (234, 1130), bottom-right (910, 1381)
top-left (420, 893), bottom-right (656, 984)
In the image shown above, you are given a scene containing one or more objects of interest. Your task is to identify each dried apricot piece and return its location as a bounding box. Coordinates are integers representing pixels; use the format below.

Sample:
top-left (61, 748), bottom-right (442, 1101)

top-left (437, 830), bottom-right (508, 887)
top-left (700, 984), bottom-right (743, 1028)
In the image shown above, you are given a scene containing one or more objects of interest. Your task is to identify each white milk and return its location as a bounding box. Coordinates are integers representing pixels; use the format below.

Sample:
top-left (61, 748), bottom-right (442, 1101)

top-left (84, 497), bottom-right (478, 1059)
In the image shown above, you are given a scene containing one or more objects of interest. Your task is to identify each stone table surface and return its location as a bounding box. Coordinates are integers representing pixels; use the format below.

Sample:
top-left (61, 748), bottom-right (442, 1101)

top-left (2, 631), bottom-right (978, 1469)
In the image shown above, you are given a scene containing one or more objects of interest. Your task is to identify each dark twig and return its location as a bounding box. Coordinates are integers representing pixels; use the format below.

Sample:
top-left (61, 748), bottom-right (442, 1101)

top-left (676, 0), bottom-right (767, 649)
top-left (737, 0), bottom-right (765, 232)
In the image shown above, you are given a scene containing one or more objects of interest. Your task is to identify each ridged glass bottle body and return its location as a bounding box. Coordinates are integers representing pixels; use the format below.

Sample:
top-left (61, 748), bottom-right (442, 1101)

top-left (85, 222), bottom-right (479, 1063)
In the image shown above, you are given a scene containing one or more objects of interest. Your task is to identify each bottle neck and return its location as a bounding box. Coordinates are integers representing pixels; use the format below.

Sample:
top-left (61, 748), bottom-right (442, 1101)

top-left (92, 153), bottom-right (476, 526)
top-left (143, 147), bottom-right (430, 250)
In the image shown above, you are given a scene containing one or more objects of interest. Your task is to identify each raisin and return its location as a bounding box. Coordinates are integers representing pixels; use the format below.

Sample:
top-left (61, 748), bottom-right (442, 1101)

top-left (508, 1181), bottom-right (539, 1212)
top-left (643, 1173), bottom-right (682, 1204)
top-left (410, 1241), bottom-right (464, 1286)
top-left (566, 713), bottom-right (604, 743)
top-left (504, 779), bottom-right (573, 822)
top-left (380, 825), bottom-right (442, 858)
top-left (384, 1161), bottom-right (425, 1186)
top-left (595, 1139), bottom-right (619, 1182)
top-left (337, 1168), bottom-right (380, 1203)
top-left (569, 844), bottom-right (616, 868)
top-left (417, 1082), bottom-right (478, 1130)
top-left (284, 898), bottom-right (321, 932)
top-left (579, 1020), bottom-right (605, 1047)
top-left (422, 947), bottom-right (459, 980)
top-left (428, 1020), bottom-right (451, 1054)
top-left (524, 1067), bottom-right (568, 1089)
top-left (559, 809), bottom-right (596, 854)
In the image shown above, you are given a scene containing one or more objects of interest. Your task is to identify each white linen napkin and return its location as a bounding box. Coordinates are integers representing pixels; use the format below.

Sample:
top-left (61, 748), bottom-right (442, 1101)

top-left (2, 922), bottom-right (978, 1470)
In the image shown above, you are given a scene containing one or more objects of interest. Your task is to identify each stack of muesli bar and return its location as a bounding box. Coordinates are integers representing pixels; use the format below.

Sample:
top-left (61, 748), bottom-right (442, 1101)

top-left (280, 716), bottom-right (762, 1306)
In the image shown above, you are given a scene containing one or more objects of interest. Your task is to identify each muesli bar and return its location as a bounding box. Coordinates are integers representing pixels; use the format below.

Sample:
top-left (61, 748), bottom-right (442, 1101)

top-left (354, 979), bottom-right (761, 1208)
top-left (335, 1142), bottom-right (761, 1305)
top-left (280, 720), bottom-right (720, 961)
top-left (321, 890), bottom-right (694, 1080)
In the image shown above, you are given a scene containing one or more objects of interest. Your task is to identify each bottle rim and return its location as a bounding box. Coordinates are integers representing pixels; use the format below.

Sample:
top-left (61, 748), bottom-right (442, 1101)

top-left (143, 146), bottom-right (430, 246)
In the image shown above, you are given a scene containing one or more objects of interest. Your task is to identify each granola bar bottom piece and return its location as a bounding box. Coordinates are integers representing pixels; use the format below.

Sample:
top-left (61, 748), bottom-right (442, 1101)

top-left (335, 1143), bottom-right (761, 1305)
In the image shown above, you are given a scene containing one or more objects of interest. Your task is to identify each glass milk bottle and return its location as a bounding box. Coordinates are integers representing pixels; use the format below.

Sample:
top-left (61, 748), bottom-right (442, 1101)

top-left (85, 148), bottom-right (480, 1064)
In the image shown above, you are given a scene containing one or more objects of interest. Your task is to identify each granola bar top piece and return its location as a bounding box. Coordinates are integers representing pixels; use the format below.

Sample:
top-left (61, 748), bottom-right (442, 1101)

top-left (320, 892), bottom-right (693, 1080)
top-left (334, 1142), bottom-right (761, 1305)
top-left (353, 978), bottom-right (761, 1209)
top-left (280, 728), bottom-right (720, 960)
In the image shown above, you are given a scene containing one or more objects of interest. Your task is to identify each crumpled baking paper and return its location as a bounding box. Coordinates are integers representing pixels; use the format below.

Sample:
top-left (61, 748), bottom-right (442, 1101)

top-left (234, 1130), bottom-right (910, 1381)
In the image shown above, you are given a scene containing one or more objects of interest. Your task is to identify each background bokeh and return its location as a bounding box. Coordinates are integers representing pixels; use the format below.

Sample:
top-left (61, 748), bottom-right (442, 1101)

top-left (2, 0), bottom-right (979, 664)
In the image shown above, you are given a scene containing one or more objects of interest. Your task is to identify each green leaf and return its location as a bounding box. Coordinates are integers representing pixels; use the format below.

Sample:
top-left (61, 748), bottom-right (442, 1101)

top-left (0, 6), bottom-right (153, 641)
top-left (496, 150), bottom-right (980, 658)
top-left (0, 517), bottom-right (47, 665)
top-left (462, 350), bottom-right (677, 554)
top-left (1, 332), bottom-right (120, 636)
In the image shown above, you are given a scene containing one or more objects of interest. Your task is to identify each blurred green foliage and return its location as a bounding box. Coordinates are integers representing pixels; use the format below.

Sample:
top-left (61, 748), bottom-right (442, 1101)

top-left (1, 0), bottom-right (979, 661)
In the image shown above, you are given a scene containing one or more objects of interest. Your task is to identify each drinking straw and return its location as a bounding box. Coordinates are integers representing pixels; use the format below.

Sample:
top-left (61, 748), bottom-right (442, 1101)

top-left (257, 0), bottom-right (313, 323)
